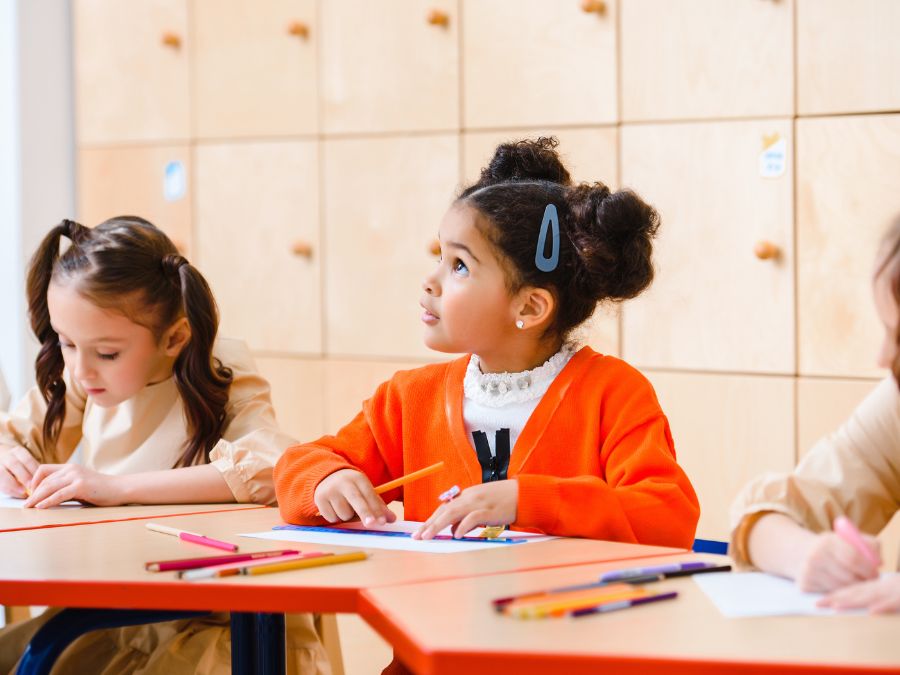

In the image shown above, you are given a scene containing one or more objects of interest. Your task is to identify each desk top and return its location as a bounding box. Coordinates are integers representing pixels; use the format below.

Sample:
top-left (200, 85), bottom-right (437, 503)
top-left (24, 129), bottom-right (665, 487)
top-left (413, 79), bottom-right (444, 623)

top-left (359, 554), bottom-right (900, 675)
top-left (0, 507), bottom-right (684, 614)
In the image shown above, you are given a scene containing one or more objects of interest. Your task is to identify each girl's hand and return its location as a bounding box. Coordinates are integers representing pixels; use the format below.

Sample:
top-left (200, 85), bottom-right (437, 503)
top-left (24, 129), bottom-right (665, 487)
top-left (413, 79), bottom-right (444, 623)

top-left (23, 464), bottom-right (123, 508)
top-left (795, 532), bottom-right (881, 592)
top-left (818, 575), bottom-right (900, 613)
top-left (314, 469), bottom-right (396, 527)
top-left (0, 444), bottom-right (39, 498)
top-left (412, 480), bottom-right (518, 540)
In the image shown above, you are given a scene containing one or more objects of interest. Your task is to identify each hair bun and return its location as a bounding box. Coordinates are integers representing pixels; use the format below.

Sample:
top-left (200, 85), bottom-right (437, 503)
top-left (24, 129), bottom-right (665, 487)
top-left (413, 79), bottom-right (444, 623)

top-left (475, 136), bottom-right (571, 188)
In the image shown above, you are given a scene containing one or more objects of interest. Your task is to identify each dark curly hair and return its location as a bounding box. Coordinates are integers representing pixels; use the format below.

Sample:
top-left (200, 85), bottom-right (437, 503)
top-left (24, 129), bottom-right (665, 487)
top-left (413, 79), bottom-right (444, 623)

top-left (458, 136), bottom-right (660, 340)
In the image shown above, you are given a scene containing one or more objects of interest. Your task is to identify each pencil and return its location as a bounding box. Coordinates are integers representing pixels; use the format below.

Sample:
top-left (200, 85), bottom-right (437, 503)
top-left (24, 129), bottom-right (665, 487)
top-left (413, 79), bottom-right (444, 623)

top-left (179, 552), bottom-right (328, 580)
top-left (243, 550), bottom-right (368, 576)
top-left (145, 549), bottom-right (299, 573)
top-left (146, 522), bottom-right (238, 552)
top-left (373, 461), bottom-right (445, 494)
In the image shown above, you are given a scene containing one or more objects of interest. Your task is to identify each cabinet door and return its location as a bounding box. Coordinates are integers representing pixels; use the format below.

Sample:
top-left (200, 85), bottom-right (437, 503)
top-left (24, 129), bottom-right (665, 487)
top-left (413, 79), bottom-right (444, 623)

top-left (797, 378), bottom-right (879, 460)
top-left (462, 127), bottom-right (620, 356)
top-left (192, 0), bottom-right (318, 139)
top-left (646, 371), bottom-right (795, 542)
top-left (323, 360), bottom-right (418, 434)
top-left (620, 0), bottom-right (792, 121)
top-left (255, 356), bottom-right (325, 443)
top-left (797, 115), bottom-right (900, 378)
top-left (463, 0), bottom-right (616, 128)
top-left (77, 146), bottom-right (192, 256)
top-left (74, 0), bottom-right (189, 144)
top-left (797, 0), bottom-right (900, 115)
top-left (320, 0), bottom-right (459, 134)
top-left (195, 141), bottom-right (322, 354)
top-left (621, 120), bottom-right (794, 373)
top-left (323, 134), bottom-right (459, 359)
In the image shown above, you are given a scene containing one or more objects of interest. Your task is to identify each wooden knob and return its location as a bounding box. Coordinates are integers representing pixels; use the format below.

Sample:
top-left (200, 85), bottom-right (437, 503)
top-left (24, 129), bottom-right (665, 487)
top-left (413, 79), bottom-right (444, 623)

top-left (161, 32), bottom-right (182, 48)
top-left (754, 241), bottom-right (780, 261)
top-left (291, 241), bottom-right (313, 258)
top-left (428, 239), bottom-right (441, 256)
top-left (580, 0), bottom-right (607, 15)
top-left (287, 21), bottom-right (310, 39)
top-left (427, 9), bottom-right (450, 27)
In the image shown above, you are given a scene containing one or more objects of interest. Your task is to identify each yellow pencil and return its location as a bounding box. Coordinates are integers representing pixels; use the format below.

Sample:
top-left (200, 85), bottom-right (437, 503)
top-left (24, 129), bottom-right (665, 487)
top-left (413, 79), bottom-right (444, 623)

top-left (243, 550), bottom-right (368, 576)
top-left (373, 461), bottom-right (445, 495)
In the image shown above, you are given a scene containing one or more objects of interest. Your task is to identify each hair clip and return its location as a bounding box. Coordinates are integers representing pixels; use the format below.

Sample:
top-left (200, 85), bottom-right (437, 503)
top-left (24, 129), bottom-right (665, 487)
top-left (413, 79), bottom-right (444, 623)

top-left (535, 204), bottom-right (560, 272)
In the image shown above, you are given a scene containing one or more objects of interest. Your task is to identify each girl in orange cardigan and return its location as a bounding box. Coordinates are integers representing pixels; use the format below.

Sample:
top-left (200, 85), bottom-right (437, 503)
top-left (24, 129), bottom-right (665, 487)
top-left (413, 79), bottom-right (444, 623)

top-left (275, 137), bottom-right (699, 548)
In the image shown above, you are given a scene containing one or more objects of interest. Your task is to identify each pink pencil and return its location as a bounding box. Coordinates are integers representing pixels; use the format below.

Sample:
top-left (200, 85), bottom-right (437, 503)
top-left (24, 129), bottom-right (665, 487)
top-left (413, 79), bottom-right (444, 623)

top-left (146, 522), bottom-right (238, 552)
top-left (833, 516), bottom-right (880, 568)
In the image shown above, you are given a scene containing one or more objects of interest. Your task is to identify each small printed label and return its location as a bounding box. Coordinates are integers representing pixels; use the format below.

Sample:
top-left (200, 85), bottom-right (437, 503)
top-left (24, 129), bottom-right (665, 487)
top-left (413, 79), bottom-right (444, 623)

top-left (163, 160), bottom-right (186, 201)
top-left (759, 134), bottom-right (786, 179)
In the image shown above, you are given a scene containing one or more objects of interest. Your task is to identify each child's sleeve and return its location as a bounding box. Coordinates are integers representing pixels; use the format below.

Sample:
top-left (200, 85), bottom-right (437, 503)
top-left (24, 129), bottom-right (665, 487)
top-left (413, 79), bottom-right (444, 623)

top-left (729, 377), bottom-right (900, 567)
top-left (0, 369), bottom-right (86, 463)
top-left (515, 411), bottom-right (700, 549)
top-left (274, 379), bottom-right (404, 524)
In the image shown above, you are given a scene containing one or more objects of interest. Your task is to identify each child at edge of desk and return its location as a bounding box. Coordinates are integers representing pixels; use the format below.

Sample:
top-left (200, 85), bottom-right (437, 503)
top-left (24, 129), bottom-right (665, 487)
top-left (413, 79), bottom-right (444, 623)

top-left (0, 216), bottom-right (329, 675)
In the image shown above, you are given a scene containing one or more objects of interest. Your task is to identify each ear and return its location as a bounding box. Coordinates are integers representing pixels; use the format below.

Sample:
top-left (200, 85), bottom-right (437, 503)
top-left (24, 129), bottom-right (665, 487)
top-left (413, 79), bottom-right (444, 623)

top-left (161, 317), bottom-right (191, 357)
top-left (513, 286), bottom-right (555, 331)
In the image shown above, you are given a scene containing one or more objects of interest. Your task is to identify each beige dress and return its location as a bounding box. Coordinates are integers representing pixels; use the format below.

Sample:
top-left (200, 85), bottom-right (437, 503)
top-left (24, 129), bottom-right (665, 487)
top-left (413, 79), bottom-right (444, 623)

top-left (0, 338), bottom-right (330, 675)
top-left (730, 376), bottom-right (900, 568)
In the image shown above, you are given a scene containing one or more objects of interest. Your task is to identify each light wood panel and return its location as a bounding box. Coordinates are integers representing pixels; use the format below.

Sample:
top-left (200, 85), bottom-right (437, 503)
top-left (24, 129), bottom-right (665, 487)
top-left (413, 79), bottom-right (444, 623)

top-left (323, 360), bottom-right (418, 435)
top-left (192, 0), bottom-right (318, 139)
top-left (319, 0), bottom-right (459, 134)
top-left (74, 0), bottom-right (189, 144)
top-left (621, 120), bottom-right (794, 373)
top-left (645, 370), bottom-right (795, 541)
top-left (797, 114), bottom-right (900, 378)
top-left (323, 134), bottom-right (459, 359)
top-left (77, 145), bottom-right (193, 255)
top-left (463, 0), bottom-right (617, 128)
top-left (255, 356), bottom-right (326, 443)
top-left (796, 377), bottom-right (879, 460)
top-left (797, 0), bottom-right (900, 115)
top-left (195, 141), bottom-right (322, 354)
top-left (620, 0), bottom-right (793, 121)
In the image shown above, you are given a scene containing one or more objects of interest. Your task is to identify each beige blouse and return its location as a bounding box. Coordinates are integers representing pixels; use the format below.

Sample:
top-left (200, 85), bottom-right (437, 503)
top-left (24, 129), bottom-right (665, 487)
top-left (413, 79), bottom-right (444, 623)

top-left (0, 338), bottom-right (292, 505)
top-left (730, 376), bottom-right (900, 566)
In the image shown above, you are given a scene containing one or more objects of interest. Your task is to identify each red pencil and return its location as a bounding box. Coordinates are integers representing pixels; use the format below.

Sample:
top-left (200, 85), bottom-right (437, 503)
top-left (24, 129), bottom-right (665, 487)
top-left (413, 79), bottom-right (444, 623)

top-left (145, 549), bottom-right (299, 573)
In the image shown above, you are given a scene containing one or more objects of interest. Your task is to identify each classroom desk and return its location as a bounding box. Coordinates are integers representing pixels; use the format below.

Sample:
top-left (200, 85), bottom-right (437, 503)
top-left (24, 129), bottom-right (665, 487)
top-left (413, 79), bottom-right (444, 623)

top-left (359, 553), bottom-right (900, 675)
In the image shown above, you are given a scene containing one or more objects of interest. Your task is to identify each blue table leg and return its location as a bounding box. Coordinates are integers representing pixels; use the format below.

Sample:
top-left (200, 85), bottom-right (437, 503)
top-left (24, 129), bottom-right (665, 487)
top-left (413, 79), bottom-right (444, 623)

top-left (16, 608), bottom-right (208, 675)
top-left (255, 612), bottom-right (286, 675)
top-left (231, 612), bottom-right (256, 675)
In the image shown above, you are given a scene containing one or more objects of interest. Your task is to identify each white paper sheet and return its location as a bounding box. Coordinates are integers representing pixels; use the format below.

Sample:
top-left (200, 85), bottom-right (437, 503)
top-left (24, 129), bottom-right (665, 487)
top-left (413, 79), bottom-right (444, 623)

top-left (693, 571), bottom-right (889, 617)
top-left (241, 519), bottom-right (554, 554)
top-left (0, 493), bottom-right (83, 509)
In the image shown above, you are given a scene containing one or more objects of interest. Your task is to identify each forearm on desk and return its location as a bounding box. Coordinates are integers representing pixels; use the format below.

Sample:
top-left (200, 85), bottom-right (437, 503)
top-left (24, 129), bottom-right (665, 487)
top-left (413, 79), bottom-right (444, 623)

top-left (116, 463), bottom-right (235, 505)
top-left (746, 512), bottom-right (818, 579)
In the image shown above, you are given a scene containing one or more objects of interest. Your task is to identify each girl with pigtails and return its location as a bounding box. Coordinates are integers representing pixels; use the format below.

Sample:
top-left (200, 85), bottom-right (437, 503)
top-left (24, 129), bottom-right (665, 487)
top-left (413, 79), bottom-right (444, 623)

top-left (0, 216), bottom-right (328, 674)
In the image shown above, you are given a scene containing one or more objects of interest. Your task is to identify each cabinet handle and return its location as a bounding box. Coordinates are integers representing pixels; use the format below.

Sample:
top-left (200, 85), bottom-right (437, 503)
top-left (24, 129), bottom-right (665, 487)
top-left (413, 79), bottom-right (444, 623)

top-left (161, 32), bottom-right (182, 49)
top-left (291, 241), bottom-right (314, 258)
top-left (580, 0), bottom-right (607, 15)
top-left (287, 21), bottom-right (310, 39)
top-left (753, 241), bottom-right (780, 261)
top-left (427, 9), bottom-right (450, 27)
top-left (428, 239), bottom-right (441, 256)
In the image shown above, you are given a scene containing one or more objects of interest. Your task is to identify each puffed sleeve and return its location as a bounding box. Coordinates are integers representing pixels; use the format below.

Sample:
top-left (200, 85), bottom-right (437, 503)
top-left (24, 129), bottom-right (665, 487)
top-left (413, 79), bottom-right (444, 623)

top-left (207, 339), bottom-right (298, 505)
top-left (0, 368), bottom-right (86, 463)
top-left (729, 377), bottom-right (900, 566)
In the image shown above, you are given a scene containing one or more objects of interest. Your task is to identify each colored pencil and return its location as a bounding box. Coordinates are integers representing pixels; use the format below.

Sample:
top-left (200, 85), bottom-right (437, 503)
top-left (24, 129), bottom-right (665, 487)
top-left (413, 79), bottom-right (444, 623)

top-left (373, 462), bottom-right (445, 494)
top-left (503, 584), bottom-right (650, 619)
top-left (243, 550), bottom-right (368, 576)
top-left (571, 591), bottom-right (678, 618)
top-left (179, 552), bottom-right (330, 580)
top-left (146, 522), bottom-right (238, 552)
top-left (145, 549), bottom-right (299, 573)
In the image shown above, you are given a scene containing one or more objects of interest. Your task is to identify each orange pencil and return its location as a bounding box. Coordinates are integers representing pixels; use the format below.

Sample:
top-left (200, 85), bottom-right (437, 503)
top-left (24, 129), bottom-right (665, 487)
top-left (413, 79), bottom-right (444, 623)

top-left (373, 461), bottom-right (445, 494)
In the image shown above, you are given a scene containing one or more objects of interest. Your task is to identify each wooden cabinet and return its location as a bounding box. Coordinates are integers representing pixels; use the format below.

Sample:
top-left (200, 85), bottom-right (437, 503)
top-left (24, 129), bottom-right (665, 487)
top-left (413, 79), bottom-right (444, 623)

top-left (77, 145), bottom-right (193, 255)
top-left (645, 370), bottom-right (795, 541)
top-left (323, 360), bottom-right (418, 434)
top-left (320, 0), bottom-right (459, 134)
top-left (194, 141), bottom-right (322, 355)
top-left (462, 0), bottom-right (616, 128)
top-left (255, 356), bottom-right (325, 442)
top-left (462, 127), bottom-right (620, 356)
top-left (621, 120), bottom-right (794, 374)
top-left (192, 0), bottom-right (318, 139)
top-left (797, 0), bottom-right (900, 115)
top-left (74, 0), bottom-right (189, 144)
top-left (620, 0), bottom-right (793, 121)
top-left (797, 115), bottom-right (900, 378)
top-left (797, 378), bottom-right (879, 460)
top-left (323, 134), bottom-right (459, 359)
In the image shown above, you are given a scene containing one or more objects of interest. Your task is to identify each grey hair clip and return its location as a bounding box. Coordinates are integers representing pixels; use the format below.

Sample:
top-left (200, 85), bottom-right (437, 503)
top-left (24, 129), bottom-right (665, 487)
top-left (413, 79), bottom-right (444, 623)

top-left (535, 204), bottom-right (560, 272)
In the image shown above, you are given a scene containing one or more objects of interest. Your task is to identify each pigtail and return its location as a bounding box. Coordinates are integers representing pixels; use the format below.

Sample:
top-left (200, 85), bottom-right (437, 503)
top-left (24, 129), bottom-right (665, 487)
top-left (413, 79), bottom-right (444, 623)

top-left (876, 214), bottom-right (900, 387)
top-left (162, 255), bottom-right (233, 468)
top-left (25, 220), bottom-right (88, 453)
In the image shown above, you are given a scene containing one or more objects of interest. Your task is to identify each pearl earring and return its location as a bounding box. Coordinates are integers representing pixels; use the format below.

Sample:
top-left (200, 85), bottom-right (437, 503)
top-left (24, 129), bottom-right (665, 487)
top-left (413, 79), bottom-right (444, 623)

top-left (515, 320), bottom-right (525, 329)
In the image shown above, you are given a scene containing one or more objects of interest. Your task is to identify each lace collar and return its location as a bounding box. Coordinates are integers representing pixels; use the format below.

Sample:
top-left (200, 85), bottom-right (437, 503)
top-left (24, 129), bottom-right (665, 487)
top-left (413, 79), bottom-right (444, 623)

top-left (463, 343), bottom-right (576, 407)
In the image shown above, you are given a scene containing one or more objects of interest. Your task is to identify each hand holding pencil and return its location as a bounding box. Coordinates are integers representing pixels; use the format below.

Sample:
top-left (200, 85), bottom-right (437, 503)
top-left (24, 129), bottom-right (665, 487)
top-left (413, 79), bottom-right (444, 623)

top-left (0, 443), bottom-right (38, 499)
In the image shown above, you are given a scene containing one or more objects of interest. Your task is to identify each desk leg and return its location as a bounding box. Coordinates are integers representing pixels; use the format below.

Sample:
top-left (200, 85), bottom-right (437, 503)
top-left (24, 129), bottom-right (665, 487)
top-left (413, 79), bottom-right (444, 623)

top-left (231, 612), bottom-right (256, 675)
top-left (256, 612), bottom-right (286, 675)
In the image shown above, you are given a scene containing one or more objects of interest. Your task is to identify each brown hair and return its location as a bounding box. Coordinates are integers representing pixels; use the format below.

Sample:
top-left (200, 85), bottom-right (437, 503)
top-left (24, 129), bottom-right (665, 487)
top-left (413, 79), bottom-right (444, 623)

top-left (458, 137), bottom-right (659, 340)
top-left (876, 214), bottom-right (900, 385)
top-left (26, 216), bottom-right (233, 467)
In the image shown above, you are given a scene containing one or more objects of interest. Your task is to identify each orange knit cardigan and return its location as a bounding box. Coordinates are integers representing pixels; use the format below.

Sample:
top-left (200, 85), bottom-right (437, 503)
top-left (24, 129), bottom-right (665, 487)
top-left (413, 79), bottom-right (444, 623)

top-left (274, 347), bottom-right (700, 548)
